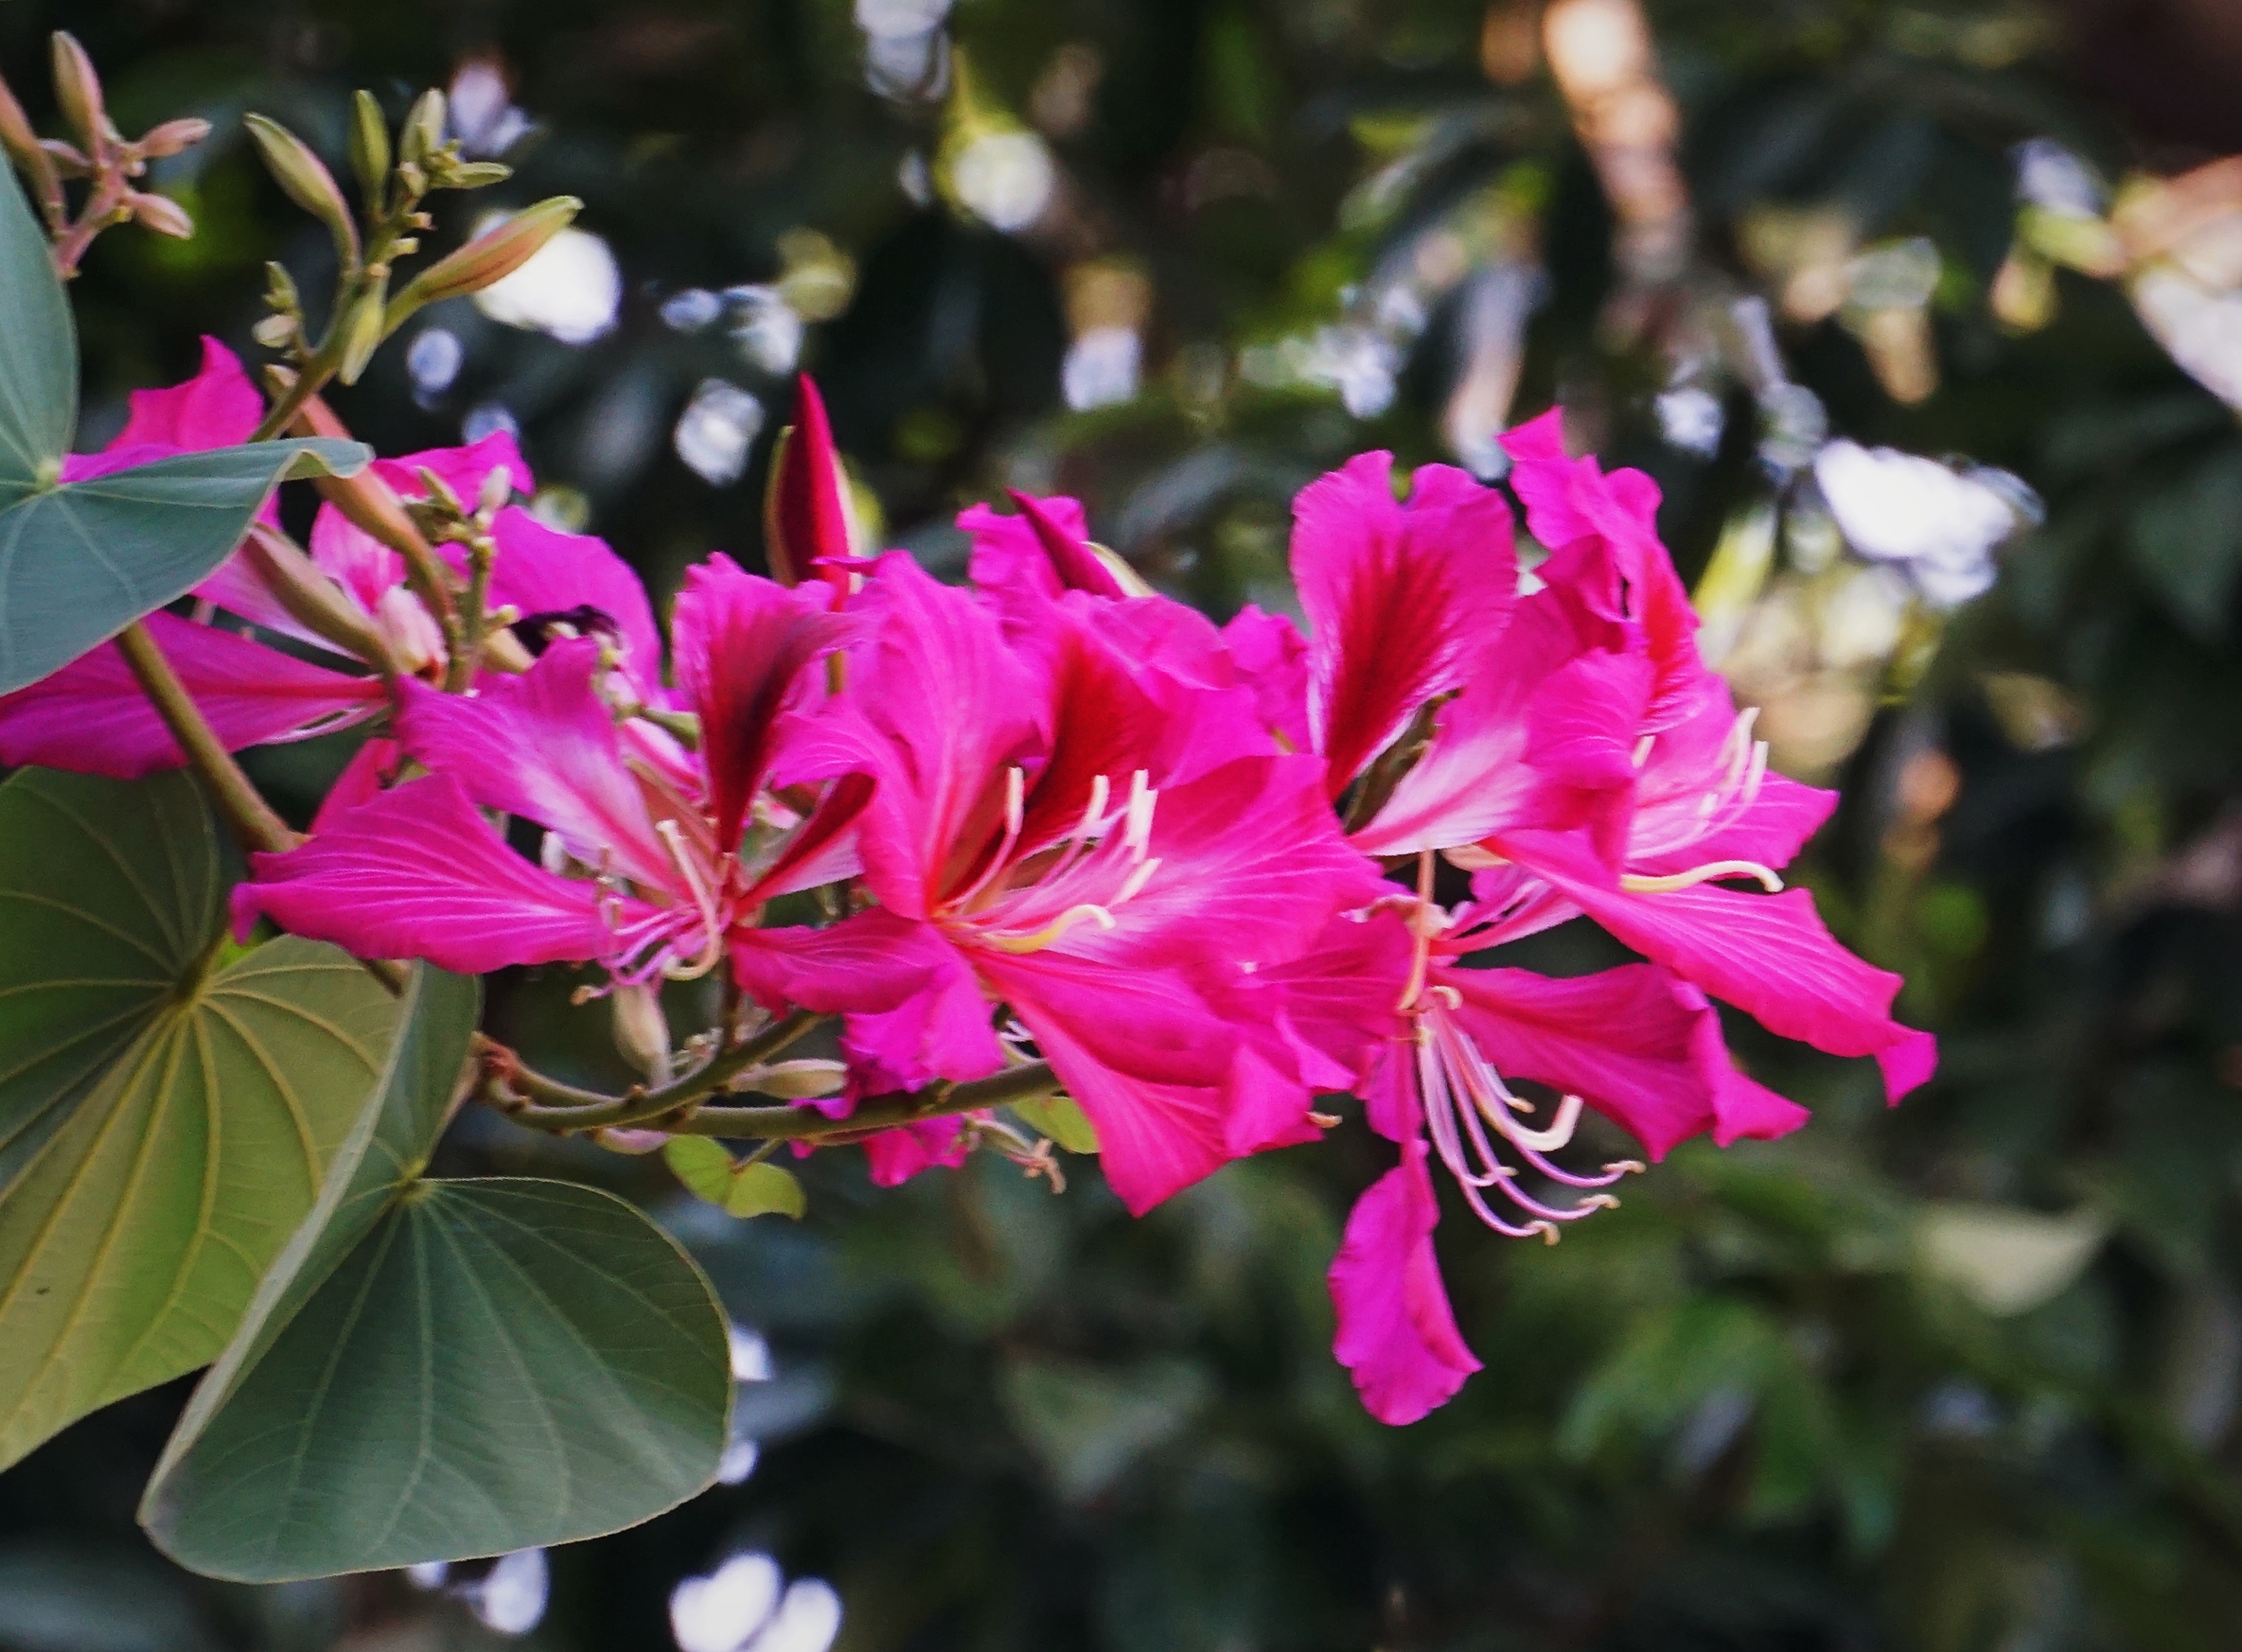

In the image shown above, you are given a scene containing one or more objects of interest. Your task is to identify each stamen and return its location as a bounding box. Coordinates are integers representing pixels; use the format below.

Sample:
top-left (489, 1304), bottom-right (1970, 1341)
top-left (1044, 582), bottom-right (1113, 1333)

top-left (655, 819), bottom-right (725, 980)
top-left (1632, 734), bottom-right (1655, 767)
top-left (953, 766), bottom-right (1029, 908)
top-left (1491, 1091), bottom-right (1583, 1154)
top-left (981, 903), bottom-right (1117, 954)
top-left (1394, 852), bottom-right (1441, 1012)
top-left (1620, 859), bottom-right (1783, 894)
top-left (1038, 772), bottom-right (1111, 886)
top-left (1121, 770), bottom-right (1156, 860)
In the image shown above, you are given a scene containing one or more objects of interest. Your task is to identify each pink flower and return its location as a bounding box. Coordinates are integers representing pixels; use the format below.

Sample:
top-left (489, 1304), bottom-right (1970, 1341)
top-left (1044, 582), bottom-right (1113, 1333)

top-left (235, 557), bottom-right (862, 983)
top-left (733, 555), bottom-right (1385, 1212)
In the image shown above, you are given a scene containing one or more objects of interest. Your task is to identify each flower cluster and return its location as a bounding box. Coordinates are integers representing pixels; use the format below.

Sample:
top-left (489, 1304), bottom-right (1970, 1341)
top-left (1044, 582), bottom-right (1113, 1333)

top-left (0, 347), bottom-right (1933, 1425)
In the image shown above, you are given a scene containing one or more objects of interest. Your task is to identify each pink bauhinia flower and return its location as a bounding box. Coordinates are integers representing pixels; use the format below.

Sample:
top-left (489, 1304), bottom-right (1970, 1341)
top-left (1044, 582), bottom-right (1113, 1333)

top-left (733, 554), bottom-right (1386, 1213)
top-left (235, 557), bottom-right (863, 983)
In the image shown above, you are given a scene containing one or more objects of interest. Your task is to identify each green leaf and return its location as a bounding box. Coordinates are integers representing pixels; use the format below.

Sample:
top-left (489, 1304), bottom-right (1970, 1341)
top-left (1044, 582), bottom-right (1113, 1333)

top-left (1012, 1094), bottom-right (1100, 1155)
top-left (143, 969), bottom-right (732, 1580)
top-left (666, 1135), bottom-right (806, 1218)
top-left (145, 1183), bottom-right (732, 1581)
top-left (0, 167), bottom-right (75, 497)
top-left (0, 439), bottom-right (370, 695)
top-left (0, 768), bottom-right (402, 1472)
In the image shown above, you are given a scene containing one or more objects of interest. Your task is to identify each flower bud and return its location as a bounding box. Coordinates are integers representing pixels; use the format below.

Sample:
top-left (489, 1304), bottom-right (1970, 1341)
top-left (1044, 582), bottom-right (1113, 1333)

top-left (127, 190), bottom-right (193, 238)
top-left (347, 90), bottom-right (390, 203)
top-left (240, 525), bottom-right (397, 671)
top-left (611, 983), bottom-right (673, 1083)
top-left (49, 33), bottom-right (106, 151)
top-left (0, 73), bottom-right (62, 219)
top-left (38, 139), bottom-right (88, 180)
top-left (244, 114), bottom-right (362, 271)
top-left (383, 196), bottom-right (580, 325)
top-left (399, 89), bottom-right (446, 167)
top-left (134, 116), bottom-right (212, 160)
top-left (251, 312), bottom-right (297, 350)
top-left (762, 375), bottom-right (853, 590)
top-left (440, 160), bottom-right (513, 191)
top-left (335, 275), bottom-right (389, 384)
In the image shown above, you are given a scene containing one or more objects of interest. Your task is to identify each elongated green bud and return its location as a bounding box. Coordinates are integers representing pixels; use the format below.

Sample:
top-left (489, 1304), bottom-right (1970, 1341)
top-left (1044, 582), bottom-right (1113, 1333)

top-left (383, 196), bottom-right (579, 327)
top-left (347, 90), bottom-right (390, 207)
top-left (49, 33), bottom-right (106, 151)
top-left (399, 89), bottom-right (446, 167)
top-left (336, 275), bottom-right (390, 383)
top-left (244, 114), bottom-right (361, 270)
top-left (0, 70), bottom-right (61, 220)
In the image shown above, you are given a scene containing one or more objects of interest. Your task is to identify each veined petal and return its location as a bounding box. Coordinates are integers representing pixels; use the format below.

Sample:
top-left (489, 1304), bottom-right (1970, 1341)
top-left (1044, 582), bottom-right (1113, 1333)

top-left (394, 637), bottom-right (672, 889)
top-left (1220, 604), bottom-right (1312, 755)
top-left (976, 949), bottom-right (1235, 1214)
top-left (672, 553), bottom-right (852, 853)
top-left (485, 507), bottom-right (665, 703)
top-left (0, 611), bottom-right (381, 780)
top-left (962, 491), bottom-right (1093, 602)
top-left (1330, 1144), bottom-right (1480, 1426)
top-left (1439, 959), bottom-right (1721, 1161)
top-left (1293, 452), bottom-right (1516, 795)
top-left (234, 773), bottom-right (642, 973)
top-left (114, 337), bottom-right (263, 450)
top-left (1498, 827), bottom-right (1935, 1102)
top-left (369, 430), bottom-right (535, 508)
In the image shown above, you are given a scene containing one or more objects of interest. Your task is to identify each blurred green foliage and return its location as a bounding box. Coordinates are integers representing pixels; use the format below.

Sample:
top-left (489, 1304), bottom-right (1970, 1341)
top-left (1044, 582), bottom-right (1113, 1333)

top-left (6, 0), bottom-right (2242, 1648)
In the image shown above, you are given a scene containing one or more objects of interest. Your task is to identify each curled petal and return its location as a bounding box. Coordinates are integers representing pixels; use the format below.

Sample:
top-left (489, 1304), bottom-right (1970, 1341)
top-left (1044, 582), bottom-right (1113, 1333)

top-left (1330, 1143), bottom-right (1481, 1426)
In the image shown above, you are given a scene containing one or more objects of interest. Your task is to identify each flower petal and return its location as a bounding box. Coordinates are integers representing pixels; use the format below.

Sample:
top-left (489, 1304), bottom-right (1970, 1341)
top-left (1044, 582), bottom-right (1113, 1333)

top-left (0, 611), bottom-right (381, 780)
top-left (234, 773), bottom-right (640, 973)
top-left (394, 637), bottom-right (671, 889)
top-left (1330, 1143), bottom-right (1481, 1425)
top-left (1293, 452), bottom-right (1516, 795)
top-left (485, 507), bottom-right (664, 701)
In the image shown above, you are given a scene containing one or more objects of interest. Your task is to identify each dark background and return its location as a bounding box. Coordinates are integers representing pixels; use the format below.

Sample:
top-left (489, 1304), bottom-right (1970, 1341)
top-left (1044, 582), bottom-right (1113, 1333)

top-left (7, 1), bottom-right (2242, 1648)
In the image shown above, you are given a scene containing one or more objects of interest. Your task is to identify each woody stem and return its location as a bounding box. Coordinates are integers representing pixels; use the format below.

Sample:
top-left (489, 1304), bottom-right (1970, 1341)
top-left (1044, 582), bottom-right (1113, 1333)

top-left (115, 621), bottom-right (297, 855)
top-left (482, 1009), bottom-right (824, 1130)
top-left (664, 1060), bottom-right (1061, 1141)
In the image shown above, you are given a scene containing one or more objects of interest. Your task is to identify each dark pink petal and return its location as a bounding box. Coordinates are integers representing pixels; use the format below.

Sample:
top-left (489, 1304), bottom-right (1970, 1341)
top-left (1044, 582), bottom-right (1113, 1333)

top-left (1329, 1144), bottom-right (1480, 1425)
top-left (1626, 694), bottom-right (1836, 875)
top-left (672, 553), bottom-right (852, 853)
top-left (962, 492), bottom-right (1091, 602)
top-left (1877, 1030), bottom-right (1938, 1100)
top-left (1500, 413), bottom-right (1704, 734)
top-left (1440, 960), bottom-right (1721, 1160)
top-left (1007, 611), bottom-right (1171, 857)
top-left (113, 337), bottom-right (262, 450)
top-left (370, 431), bottom-right (535, 508)
top-left (0, 612), bottom-right (382, 780)
top-left (234, 773), bottom-right (639, 972)
top-left (862, 1118), bottom-right (975, 1186)
top-left (312, 737), bottom-right (400, 833)
top-left (1350, 540), bottom-right (1632, 857)
top-left (738, 772), bottom-right (874, 903)
top-left (1499, 827), bottom-right (1935, 1102)
top-left (1010, 490), bottom-right (1128, 597)
top-left (976, 949), bottom-right (1235, 1214)
top-left (484, 507), bottom-right (664, 701)
top-left (1668, 981), bottom-right (1813, 1146)
top-left (1232, 910), bottom-right (1417, 1113)
top-left (1220, 605), bottom-right (1313, 754)
top-left (1292, 451), bottom-right (1515, 795)
top-left (730, 907), bottom-right (1007, 1099)
top-left (777, 555), bottom-right (1045, 919)
top-left (394, 638), bottom-right (672, 889)
top-left (1047, 753), bottom-right (1388, 975)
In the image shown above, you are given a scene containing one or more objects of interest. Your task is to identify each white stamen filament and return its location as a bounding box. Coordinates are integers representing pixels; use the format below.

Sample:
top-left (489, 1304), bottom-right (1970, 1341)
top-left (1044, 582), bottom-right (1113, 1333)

top-left (1121, 769), bottom-right (1156, 859)
top-left (1620, 859), bottom-right (1783, 894)
top-left (954, 766), bottom-right (1029, 909)
top-left (654, 818), bottom-right (725, 979)
top-left (1039, 772), bottom-right (1111, 886)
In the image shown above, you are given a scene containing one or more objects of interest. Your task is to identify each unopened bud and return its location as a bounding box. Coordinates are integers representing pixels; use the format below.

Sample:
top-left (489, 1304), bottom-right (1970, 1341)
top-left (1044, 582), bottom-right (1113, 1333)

top-left (399, 89), bottom-right (446, 167)
top-left (263, 258), bottom-right (300, 313)
top-left (241, 525), bottom-right (397, 669)
top-left (347, 90), bottom-right (390, 204)
top-left (251, 312), bottom-right (298, 350)
top-left (763, 375), bottom-right (853, 590)
top-left (49, 33), bottom-right (106, 151)
top-left (134, 116), bottom-right (211, 160)
top-left (335, 277), bottom-right (389, 384)
top-left (0, 73), bottom-right (61, 218)
top-left (611, 983), bottom-right (673, 1082)
top-left (477, 464), bottom-right (512, 517)
top-left (127, 190), bottom-right (194, 238)
top-left (440, 160), bottom-right (513, 191)
top-left (384, 196), bottom-right (580, 325)
top-left (244, 114), bottom-right (362, 270)
top-left (733, 1060), bottom-right (847, 1100)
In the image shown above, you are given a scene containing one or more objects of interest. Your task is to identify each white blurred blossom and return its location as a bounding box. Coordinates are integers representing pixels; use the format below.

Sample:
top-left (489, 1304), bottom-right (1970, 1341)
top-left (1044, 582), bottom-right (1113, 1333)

top-left (1655, 386), bottom-right (1723, 456)
top-left (950, 132), bottom-right (1055, 233)
top-left (1812, 440), bottom-right (2034, 608)
top-left (2131, 267), bottom-right (2242, 412)
top-left (746, 1581), bottom-right (843, 1652)
top-left (475, 226), bottom-right (622, 344)
top-left (466, 1549), bottom-right (550, 1637)
top-left (2013, 138), bottom-right (2105, 219)
top-left (406, 326), bottom-right (462, 395)
top-left (672, 1554), bottom-right (783, 1652)
top-left (1062, 326), bottom-right (1141, 410)
top-left (674, 380), bottom-right (766, 486)
top-left (662, 288), bottom-right (724, 332)
top-left (449, 61), bottom-right (533, 157)
top-left (463, 402), bottom-right (520, 445)
top-left (727, 286), bottom-right (805, 375)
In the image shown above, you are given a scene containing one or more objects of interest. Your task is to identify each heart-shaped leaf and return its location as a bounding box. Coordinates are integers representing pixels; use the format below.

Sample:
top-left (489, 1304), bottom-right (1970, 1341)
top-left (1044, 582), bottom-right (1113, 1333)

top-left (0, 438), bottom-right (370, 695)
top-left (666, 1136), bottom-right (807, 1218)
top-left (142, 969), bottom-right (733, 1581)
top-left (0, 767), bottom-right (403, 1471)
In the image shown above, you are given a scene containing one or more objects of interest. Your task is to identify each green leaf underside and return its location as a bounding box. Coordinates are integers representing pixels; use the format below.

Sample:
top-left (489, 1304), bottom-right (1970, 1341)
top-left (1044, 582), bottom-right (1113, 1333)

top-left (0, 440), bottom-right (370, 696)
top-left (144, 1180), bottom-right (733, 1581)
top-left (1012, 1095), bottom-right (1100, 1155)
top-left (0, 167), bottom-right (75, 496)
top-left (144, 968), bottom-right (731, 1580)
top-left (0, 769), bottom-right (401, 1472)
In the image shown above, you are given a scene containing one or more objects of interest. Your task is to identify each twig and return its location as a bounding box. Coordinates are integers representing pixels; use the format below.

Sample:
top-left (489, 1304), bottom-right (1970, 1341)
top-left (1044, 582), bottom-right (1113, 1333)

top-left (115, 622), bottom-right (297, 855)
